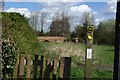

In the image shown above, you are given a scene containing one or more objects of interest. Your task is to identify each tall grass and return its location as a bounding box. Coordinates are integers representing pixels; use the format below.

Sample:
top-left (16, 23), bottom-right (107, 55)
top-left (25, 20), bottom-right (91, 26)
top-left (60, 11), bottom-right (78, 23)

top-left (38, 42), bottom-right (114, 65)
top-left (38, 42), bottom-right (114, 78)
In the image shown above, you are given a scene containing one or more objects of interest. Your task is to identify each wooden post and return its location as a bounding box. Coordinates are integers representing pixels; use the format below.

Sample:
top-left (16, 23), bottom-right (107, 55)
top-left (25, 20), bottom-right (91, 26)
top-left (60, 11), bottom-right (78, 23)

top-left (40, 55), bottom-right (45, 80)
top-left (113, 1), bottom-right (120, 80)
top-left (63, 57), bottom-right (71, 80)
top-left (46, 58), bottom-right (51, 65)
top-left (26, 55), bottom-right (31, 80)
top-left (52, 57), bottom-right (58, 80)
top-left (85, 26), bottom-right (94, 80)
top-left (59, 57), bottom-right (64, 80)
top-left (44, 58), bottom-right (52, 80)
top-left (33, 55), bottom-right (38, 79)
top-left (13, 51), bottom-right (19, 79)
top-left (19, 54), bottom-right (25, 79)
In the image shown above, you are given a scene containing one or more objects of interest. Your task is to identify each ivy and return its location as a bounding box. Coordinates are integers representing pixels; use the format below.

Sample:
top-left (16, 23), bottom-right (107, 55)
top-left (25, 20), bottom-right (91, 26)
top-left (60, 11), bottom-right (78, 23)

top-left (2, 39), bottom-right (17, 78)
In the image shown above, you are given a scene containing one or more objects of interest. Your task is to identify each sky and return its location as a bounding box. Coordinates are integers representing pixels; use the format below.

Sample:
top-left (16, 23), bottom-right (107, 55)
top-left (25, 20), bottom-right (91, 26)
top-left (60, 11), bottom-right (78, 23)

top-left (3, 0), bottom-right (117, 32)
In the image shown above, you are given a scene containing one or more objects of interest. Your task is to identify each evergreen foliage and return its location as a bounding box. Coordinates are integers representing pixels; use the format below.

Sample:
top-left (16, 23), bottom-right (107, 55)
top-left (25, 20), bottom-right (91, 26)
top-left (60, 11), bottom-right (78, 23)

top-left (2, 12), bottom-right (38, 55)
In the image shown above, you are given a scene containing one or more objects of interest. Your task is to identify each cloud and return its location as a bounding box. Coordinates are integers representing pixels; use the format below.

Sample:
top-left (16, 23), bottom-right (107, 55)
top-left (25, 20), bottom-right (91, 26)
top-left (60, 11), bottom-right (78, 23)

top-left (95, 17), bottom-right (105, 25)
top-left (69, 4), bottom-right (92, 27)
top-left (102, 0), bottom-right (117, 14)
top-left (5, 7), bottom-right (31, 18)
top-left (39, 3), bottom-right (99, 31)
top-left (70, 4), bottom-right (91, 13)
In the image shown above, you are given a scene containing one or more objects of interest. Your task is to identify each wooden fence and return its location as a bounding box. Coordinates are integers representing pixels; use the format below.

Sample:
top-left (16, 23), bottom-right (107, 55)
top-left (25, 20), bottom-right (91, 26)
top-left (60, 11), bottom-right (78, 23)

top-left (13, 54), bottom-right (71, 80)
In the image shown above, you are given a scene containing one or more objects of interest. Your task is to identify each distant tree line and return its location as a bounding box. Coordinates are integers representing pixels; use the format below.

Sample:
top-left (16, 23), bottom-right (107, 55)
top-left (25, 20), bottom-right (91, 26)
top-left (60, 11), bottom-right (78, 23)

top-left (29, 11), bottom-right (115, 45)
top-left (71, 18), bottom-right (115, 45)
top-left (49, 12), bottom-right (71, 37)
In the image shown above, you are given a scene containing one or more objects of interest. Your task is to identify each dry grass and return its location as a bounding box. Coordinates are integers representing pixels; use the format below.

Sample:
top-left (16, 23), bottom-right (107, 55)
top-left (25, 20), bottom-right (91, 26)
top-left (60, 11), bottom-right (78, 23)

top-left (39, 42), bottom-right (114, 65)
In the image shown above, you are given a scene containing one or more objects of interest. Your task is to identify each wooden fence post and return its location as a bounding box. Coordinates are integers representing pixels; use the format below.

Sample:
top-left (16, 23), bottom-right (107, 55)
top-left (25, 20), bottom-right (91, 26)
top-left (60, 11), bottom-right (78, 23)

top-left (13, 51), bottom-right (19, 79)
top-left (33, 54), bottom-right (38, 79)
top-left (63, 57), bottom-right (71, 80)
top-left (52, 57), bottom-right (58, 80)
top-left (59, 57), bottom-right (64, 80)
top-left (26, 55), bottom-right (31, 80)
top-left (44, 58), bottom-right (53, 80)
top-left (19, 54), bottom-right (25, 79)
top-left (59, 57), bottom-right (71, 80)
top-left (40, 55), bottom-right (45, 80)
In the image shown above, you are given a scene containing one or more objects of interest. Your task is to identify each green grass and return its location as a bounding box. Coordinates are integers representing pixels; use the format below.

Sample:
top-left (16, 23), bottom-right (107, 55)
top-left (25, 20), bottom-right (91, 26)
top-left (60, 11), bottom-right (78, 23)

top-left (93, 45), bottom-right (114, 65)
top-left (70, 67), bottom-right (84, 78)
top-left (70, 67), bottom-right (113, 79)
top-left (38, 42), bottom-right (114, 78)
top-left (38, 42), bottom-right (114, 65)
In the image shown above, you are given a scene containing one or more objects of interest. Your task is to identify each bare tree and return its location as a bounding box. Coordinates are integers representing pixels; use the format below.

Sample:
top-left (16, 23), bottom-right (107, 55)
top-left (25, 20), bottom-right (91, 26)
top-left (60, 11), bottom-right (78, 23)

top-left (39, 12), bottom-right (46, 33)
top-left (81, 12), bottom-right (95, 26)
top-left (49, 11), bottom-right (71, 36)
top-left (29, 11), bottom-right (39, 31)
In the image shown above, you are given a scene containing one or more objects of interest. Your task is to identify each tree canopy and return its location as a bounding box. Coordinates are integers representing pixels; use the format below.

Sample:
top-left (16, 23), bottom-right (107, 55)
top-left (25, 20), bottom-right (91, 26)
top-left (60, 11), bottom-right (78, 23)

top-left (49, 12), bottom-right (71, 36)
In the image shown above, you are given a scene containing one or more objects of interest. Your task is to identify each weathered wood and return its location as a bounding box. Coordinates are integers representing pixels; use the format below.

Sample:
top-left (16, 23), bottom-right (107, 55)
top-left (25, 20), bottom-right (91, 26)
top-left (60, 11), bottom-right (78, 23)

top-left (33, 60), bottom-right (41, 65)
top-left (44, 58), bottom-right (53, 80)
top-left (19, 54), bottom-right (25, 79)
top-left (13, 52), bottom-right (19, 79)
top-left (40, 55), bottom-right (45, 80)
top-left (59, 57), bottom-right (64, 80)
top-left (26, 55), bottom-right (31, 80)
top-left (46, 58), bottom-right (51, 66)
top-left (63, 57), bottom-right (71, 80)
top-left (33, 55), bottom-right (38, 79)
top-left (85, 26), bottom-right (94, 80)
top-left (52, 57), bottom-right (58, 80)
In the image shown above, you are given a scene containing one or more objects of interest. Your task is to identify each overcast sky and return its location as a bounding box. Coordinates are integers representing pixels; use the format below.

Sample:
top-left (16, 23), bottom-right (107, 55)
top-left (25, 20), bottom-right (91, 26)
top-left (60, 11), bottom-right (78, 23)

top-left (4, 0), bottom-right (117, 32)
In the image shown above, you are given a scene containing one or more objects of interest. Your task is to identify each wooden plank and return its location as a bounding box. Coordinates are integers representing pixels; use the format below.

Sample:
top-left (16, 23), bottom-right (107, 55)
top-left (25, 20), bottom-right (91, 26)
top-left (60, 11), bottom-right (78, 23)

top-left (59, 57), bottom-right (64, 80)
top-left (40, 55), bottom-right (45, 80)
top-left (52, 57), bottom-right (58, 80)
top-left (26, 55), bottom-right (31, 80)
top-left (46, 58), bottom-right (51, 66)
top-left (44, 58), bottom-right (53, 80)
top-left (33, 55), bottom-right (38, 79)
top-left (63, 57), bottom-right (71, 80)
top-left (13, 51), bottom-right (19, 79)
top-left (33, 60), bottom-right (41, 65)
top-left (19, 54), bottom-right (25, 79)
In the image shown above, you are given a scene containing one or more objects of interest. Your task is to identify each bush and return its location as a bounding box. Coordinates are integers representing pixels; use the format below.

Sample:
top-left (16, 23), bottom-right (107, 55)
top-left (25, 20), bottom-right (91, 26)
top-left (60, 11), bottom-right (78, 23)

top-left (2, 39), bottom-right (17, 78)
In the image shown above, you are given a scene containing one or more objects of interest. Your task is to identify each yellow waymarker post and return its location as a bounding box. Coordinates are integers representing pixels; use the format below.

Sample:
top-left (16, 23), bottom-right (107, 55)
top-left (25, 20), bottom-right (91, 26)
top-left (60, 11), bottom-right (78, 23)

top-left (85, 26), bottom-right (94, 80)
